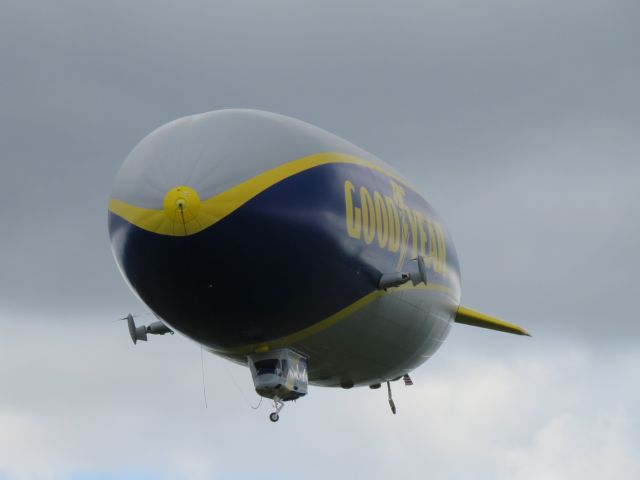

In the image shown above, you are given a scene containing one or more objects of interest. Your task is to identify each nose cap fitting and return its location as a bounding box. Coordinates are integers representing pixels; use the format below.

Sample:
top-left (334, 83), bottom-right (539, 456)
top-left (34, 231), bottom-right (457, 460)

top-left (163, 185), bottom-right (201, 224)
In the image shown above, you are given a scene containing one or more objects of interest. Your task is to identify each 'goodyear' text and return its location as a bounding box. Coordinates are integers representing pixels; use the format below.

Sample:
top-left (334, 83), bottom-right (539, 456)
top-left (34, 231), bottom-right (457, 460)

top-left (344, 179), bottom-right (447, 275)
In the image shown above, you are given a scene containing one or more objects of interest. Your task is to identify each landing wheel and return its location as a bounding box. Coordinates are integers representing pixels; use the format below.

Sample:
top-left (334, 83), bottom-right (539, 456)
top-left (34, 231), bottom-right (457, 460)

top-left (269, 412), bottom-right (279, 422)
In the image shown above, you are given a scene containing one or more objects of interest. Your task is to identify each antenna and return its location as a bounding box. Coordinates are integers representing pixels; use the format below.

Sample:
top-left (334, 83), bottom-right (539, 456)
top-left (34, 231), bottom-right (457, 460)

top-left (178, 203), bottom-right (188, 236)
top-left (200, 345), bottom-right (208, 409)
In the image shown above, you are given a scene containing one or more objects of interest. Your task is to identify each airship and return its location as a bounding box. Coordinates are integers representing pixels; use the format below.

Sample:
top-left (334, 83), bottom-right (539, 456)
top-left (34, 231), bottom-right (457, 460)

top-left (108, 109), bottom-right (529, 422)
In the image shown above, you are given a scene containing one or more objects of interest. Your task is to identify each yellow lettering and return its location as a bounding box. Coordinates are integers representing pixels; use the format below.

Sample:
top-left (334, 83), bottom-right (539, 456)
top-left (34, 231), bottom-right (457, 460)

top-left (415, 211), bottom-right (428, 258)
top-left (344, 180), bottom-right (361, 239)
top-left (345, 178), bottom-right (441, 275)
top-left (426, 218), bottom-right (438, 272)
top-left (360, 187), bottom-right (375, 245)
top-left (391, 180), bottom-right (410, 267)
top-left (390, 181), bottom-right (406, 210)
top-left (385, 195), bottom-right (400, 253)
top-left (407, 209), bottom-right (418, 259)
top-left (374, 191), bottom-right (388, 248)
top-left (434, 222), bottom-right (447, 275)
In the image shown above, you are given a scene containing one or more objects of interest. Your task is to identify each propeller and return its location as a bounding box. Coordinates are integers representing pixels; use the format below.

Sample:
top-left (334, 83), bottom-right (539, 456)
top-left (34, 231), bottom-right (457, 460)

top-left (116, 313), bottom-right (173, 344)
top-left (114, 314), bottom-right (140, 322)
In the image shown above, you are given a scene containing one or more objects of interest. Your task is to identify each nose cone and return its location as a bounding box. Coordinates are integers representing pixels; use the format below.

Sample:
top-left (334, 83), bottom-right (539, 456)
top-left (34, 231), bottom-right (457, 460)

top-left (108, 109), bottom-right (387, 351)
top-left (109, 109), bottom-right (380, 236)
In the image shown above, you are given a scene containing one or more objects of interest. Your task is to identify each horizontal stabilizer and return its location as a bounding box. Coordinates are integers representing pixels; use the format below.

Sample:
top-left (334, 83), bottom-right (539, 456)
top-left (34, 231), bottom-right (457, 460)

top-left (455, 306), bottom-right (531, 336)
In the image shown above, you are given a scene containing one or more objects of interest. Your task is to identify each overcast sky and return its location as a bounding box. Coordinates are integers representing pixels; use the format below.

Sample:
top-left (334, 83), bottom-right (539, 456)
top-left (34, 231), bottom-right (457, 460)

top-left (1, 1), bottom-right (639, 479)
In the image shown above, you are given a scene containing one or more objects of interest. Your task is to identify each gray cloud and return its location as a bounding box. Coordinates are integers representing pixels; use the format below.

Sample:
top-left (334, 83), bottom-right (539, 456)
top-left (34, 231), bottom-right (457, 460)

top-left (1, 315), bottom-right (639, 479)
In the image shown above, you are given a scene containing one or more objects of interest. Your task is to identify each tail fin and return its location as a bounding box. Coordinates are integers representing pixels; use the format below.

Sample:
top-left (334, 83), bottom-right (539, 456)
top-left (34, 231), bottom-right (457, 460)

top-left (455, 306), bottom-right (531, 336)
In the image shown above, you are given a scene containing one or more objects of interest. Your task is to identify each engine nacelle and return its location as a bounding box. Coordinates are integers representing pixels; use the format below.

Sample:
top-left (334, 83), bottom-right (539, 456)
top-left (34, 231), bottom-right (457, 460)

top-left (124, 314), bottom-right (173, 344)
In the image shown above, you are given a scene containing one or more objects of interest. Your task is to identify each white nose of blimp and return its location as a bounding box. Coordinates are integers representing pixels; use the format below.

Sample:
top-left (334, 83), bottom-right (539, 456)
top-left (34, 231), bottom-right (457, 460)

top-left (107, 109), bottom-right (389, 352)
top-left (109, 109), bottom-right (377, 237)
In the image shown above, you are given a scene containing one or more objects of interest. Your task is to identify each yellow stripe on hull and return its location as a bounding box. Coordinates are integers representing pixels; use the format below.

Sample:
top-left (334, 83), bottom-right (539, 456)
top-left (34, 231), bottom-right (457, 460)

top-left (108, 152), bottom-right (413, 236)
top-left (214, 281), bottom-right (456, 356)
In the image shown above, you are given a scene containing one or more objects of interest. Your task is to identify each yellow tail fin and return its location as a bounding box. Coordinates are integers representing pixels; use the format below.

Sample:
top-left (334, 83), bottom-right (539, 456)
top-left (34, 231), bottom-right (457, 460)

top-left (455, 306), bottom-right (531, 336)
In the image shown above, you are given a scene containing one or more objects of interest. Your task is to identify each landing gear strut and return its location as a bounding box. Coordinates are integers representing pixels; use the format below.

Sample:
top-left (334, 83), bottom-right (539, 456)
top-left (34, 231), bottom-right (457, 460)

top-left (387, 381), bottom-right (396, 414)
top-left (269, 397), bottom-right (285, 422)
